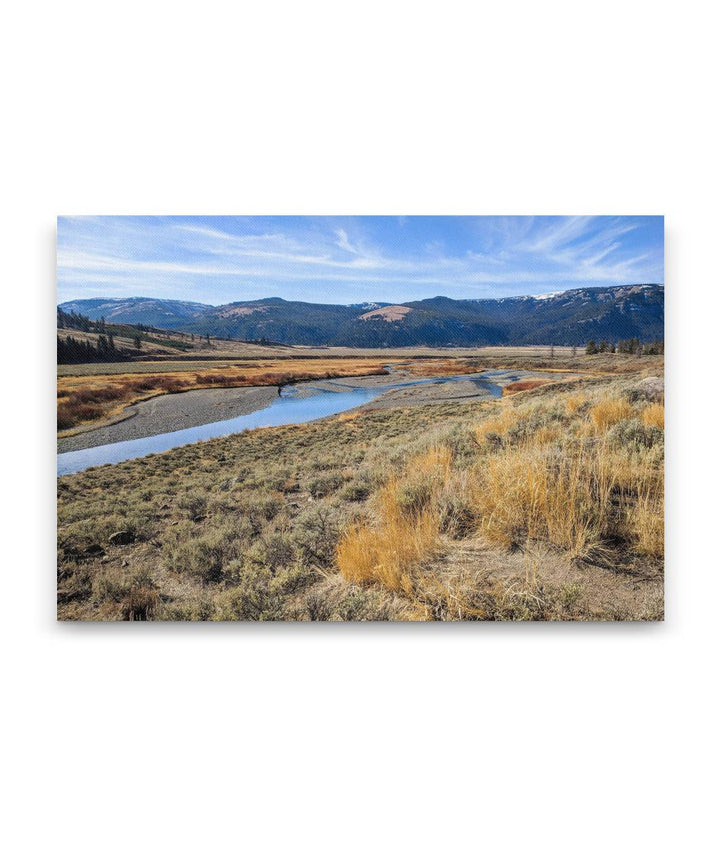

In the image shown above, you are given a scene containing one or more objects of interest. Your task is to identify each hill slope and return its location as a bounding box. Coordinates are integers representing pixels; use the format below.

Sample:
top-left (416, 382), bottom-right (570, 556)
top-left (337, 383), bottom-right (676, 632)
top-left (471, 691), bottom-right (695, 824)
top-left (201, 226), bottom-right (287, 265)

top-left (59, 284), bottom-right (664, 346)
top-left (58, 297), bottom-right (212, 328)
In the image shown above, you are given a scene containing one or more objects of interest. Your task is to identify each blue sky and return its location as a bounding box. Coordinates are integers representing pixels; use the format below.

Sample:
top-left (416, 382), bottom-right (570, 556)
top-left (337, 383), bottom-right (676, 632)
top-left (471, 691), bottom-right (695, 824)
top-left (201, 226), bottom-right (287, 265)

top-left (57, 215), bottom-right (664, 305)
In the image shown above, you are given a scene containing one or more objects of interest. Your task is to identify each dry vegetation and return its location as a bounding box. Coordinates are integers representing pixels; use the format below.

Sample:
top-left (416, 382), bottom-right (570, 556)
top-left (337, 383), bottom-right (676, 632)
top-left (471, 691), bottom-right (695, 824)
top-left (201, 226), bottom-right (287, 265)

top-left (502, 379), bottom-right (555, 395)
top-left (398, 352), bottom-right (663, 377)
top-left (57, 363), bottom-right (664, 621)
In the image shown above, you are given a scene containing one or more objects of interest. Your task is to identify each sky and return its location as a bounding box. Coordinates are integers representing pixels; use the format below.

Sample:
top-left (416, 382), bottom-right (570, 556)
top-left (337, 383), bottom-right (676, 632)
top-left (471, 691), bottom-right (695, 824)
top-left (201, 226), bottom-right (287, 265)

top-left (57, 215), bottom-right (664, 306)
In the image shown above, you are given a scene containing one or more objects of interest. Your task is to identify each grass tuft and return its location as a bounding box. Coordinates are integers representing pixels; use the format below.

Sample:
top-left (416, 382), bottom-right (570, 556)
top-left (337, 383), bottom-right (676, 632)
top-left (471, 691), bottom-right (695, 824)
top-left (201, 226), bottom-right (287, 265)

top-left (641, 402), bottom-right (664, 429)
top-left (589, 397), bottom-right (632, 432)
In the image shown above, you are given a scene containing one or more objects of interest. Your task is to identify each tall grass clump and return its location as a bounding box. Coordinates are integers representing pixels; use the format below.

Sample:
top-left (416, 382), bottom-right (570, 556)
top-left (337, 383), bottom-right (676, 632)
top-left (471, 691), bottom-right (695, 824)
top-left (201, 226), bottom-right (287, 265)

top-left (631, 488), bottom-right (664, 557)
top-left (589, 397), bottom-right (632, 432)
top-left (470, 390), bottom-right (663, 560)
top-left (471, 443), bottom-right (615, 559)
top-left (336, 447), bottom-right (452, 594)
top-left (641, 402), bottom-right (664, 429)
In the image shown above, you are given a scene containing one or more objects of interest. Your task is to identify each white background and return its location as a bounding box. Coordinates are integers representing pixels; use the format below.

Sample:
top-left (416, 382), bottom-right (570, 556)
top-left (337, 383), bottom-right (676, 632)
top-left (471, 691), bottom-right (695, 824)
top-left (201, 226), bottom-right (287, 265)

top-left (2, 1), bottom-right (718, 854)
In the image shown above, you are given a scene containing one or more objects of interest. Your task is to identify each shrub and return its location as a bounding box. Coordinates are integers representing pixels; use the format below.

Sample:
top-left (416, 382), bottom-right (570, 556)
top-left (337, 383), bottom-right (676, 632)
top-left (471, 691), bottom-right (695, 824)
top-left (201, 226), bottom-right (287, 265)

top-left (120, 571), bottom-right (159, 621)
top-left (215, 569), bottom-right (282, 620)
top-left (164, 533), bottom-right (228, 583)
top-left (57, 404), bottom-right (76, 430)
top-left (177, 491), bottom-right (208, 519)
top-left (503, 379), bottom-right (553, 395)
top-left (607, 418), bottom-right (663, 450)
top-left (260, 532), bottom-right (296, 570)
top-left (57, 402), bottom-right (104, 429)
top-left (308, 472), bottom-right (344, 498)
top-left (92, 570), bottom-right (130, 604)
top-left (120, 585), bottom-right (158, 620)
top-left (304, 591), bottom-right (333, 621)
top-left (242, 491), bottom-right (282, 521)
top-left (339, 480), bottom-right (372, 502)
top-left (626, 377), bottom-right (664, 404)
top-left (294, 506), bottom-right (341, 567)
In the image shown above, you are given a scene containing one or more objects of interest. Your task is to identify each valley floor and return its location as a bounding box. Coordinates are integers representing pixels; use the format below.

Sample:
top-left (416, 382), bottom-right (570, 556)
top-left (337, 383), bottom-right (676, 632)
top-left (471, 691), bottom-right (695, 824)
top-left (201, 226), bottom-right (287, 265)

top-left (57, 361), bottom-right (664, 621)
top-left (57, 366), bottom-right (556, 454)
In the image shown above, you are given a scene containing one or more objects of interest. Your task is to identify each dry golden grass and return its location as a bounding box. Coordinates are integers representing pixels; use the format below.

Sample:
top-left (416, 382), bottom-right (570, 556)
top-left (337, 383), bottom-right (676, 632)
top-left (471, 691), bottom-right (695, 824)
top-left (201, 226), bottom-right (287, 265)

top-left (631, 489), bottom-right (664, 557)
top-left (589, 397), bottom-right (633, 432)
top-left (469, 392), bottom-right (664, 560)
top-left (565, 393), bottom-right (587, 414)
top-left (641, 402), bottom-right (664, 429)
top-left (336, 512), bottom-right (441, 595)
top-left (473, 405), bottom-right (521, 443)
top-left (338, 383), bottom-right (664, 608)
top-left (336, 447), bottom-right (452, 593)
top-left (401, 352), bottom-right (663, 378)
top-left (471, 444), bottom-right (615, 559)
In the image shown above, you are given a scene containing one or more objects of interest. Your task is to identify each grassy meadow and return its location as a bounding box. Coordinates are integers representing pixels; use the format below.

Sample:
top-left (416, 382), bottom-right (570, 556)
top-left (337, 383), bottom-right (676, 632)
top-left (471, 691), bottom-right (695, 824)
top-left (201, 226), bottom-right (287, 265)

top-left (57, 354), bottom-right (664, 621)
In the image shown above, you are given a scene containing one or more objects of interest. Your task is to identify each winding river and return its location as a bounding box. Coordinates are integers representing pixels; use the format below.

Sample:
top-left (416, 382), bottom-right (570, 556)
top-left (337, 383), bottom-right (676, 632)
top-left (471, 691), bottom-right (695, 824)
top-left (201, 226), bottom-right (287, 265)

top-left (57, 372), bottom-right (506, 476)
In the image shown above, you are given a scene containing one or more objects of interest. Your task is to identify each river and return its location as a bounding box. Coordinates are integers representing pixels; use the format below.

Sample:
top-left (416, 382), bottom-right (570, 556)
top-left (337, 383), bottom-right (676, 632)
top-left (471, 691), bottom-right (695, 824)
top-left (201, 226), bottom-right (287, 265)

top-left (56, 371), bottom-right (509, 476)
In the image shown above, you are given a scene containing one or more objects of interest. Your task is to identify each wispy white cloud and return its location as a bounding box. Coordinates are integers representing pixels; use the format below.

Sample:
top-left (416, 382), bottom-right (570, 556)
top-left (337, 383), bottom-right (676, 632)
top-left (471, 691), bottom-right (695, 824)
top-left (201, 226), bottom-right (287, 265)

top-left (521, 215), bottom-right (594, 253)
top-left (57, 215), bottom-right (664, 304)
top-left (334, 228), bottom-right (359, 254)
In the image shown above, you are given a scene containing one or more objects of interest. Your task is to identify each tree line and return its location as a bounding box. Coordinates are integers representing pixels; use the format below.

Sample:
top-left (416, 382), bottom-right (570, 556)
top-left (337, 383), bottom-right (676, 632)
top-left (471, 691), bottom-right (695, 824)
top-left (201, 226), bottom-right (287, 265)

top-left (56, 333), bottom-right (136, 364)
top-left (585, 338), bottom-right (664, 355)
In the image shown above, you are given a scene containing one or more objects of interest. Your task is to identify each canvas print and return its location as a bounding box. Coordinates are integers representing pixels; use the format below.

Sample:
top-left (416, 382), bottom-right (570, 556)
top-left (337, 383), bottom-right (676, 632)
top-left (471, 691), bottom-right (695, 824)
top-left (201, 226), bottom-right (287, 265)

top-left (57, 216), bottom-right (664, 621)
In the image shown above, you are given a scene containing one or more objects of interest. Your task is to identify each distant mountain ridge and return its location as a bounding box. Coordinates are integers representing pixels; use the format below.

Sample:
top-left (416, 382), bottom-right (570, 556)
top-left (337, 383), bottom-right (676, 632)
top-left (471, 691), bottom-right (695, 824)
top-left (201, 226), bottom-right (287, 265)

top-left (59, 284), bottom-right (664, 346)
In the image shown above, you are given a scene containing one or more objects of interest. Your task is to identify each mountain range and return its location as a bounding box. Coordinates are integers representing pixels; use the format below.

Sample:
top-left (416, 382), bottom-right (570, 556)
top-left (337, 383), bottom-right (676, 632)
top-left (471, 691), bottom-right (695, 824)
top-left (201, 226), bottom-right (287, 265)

top-left (58, 284), bottom-right (664, 347)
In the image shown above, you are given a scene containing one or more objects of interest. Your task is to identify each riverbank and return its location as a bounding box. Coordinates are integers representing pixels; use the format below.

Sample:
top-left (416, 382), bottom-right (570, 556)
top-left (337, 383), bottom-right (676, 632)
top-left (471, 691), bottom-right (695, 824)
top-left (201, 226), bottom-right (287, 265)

top-left (58, 368), bottom-right (559, 456)
top-left (57, 385), bottom-right (279, 453)
top-left (56, 356), bottom-right (391, 436)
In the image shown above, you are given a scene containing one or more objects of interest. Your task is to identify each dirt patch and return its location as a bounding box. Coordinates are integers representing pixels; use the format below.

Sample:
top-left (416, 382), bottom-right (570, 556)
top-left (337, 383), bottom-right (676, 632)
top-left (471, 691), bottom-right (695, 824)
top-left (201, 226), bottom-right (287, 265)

top-left (421, 536), bottom-right (663, 621)
top-left (360, 305), bottom-right (412, 322)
